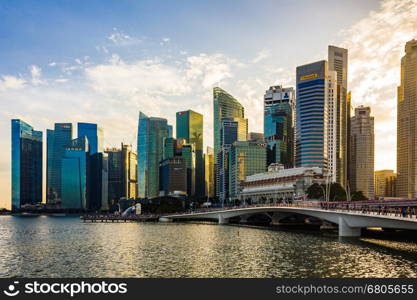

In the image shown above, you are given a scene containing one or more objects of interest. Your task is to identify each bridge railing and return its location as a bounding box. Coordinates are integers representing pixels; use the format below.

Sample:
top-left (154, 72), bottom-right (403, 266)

top-left (164, 202), bottom-right (417, 220)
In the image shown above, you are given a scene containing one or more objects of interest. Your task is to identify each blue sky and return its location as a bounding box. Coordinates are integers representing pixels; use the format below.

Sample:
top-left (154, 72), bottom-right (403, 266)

top-left (1, 0), bottom-right (416, 208)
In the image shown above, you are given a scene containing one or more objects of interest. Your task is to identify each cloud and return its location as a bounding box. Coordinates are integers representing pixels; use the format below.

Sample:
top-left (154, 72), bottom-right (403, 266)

top-left (0, 75), bottom-right (26, 91)
top-left (340, 0), bottom-right (417, 171)
top-left (30, 65), bottom-right (46, 85)
top-left (252, 49), bottom-right (271, 63)
top-left (107, 29), bottom-right (141, 47)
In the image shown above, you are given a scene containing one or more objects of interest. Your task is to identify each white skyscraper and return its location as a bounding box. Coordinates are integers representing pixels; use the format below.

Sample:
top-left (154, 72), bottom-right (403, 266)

top-left (327, 71), bottom-right (338, 183)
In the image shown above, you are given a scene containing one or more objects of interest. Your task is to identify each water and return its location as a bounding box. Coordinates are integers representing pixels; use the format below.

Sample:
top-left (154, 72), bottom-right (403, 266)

top-left (1, 216), bottom-right (417, 278)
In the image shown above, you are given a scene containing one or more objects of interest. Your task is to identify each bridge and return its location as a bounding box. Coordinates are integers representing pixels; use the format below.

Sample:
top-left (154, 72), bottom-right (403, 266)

top-left (159, 202), bottom-right (417, 237)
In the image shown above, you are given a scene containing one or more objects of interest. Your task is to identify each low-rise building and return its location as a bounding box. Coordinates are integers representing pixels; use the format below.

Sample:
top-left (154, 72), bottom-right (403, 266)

top-left (239, 164), bottom-right (325, 203)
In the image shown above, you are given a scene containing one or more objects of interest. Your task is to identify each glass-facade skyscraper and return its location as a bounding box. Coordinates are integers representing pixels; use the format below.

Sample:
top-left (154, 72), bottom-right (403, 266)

top-left (176, 110), bottom-right (204, 197)
top-left (296, 60), bottom-right (328, 169)
top-left (61, 137), bottom-right (90, 210)
top-left (229, 141), bottom-right (267, 199)
top-left (264, 85), bottom-right (295, 168)
top-left (77, 122), bottom-right (103, 154)
top-left (11, 119), bottom-right (43, 211)
top-left (213, 87), bottom-right (247, 165)
top-left (137, 112), bottom-right (169, 198)
top-left (47, 123), bottom-right (73, 203)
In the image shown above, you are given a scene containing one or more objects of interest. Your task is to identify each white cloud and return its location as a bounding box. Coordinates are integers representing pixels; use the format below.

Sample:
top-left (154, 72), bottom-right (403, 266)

top-left (252, 49), bottom-right (271, 63)
top-left (340, 0), bottom-right (417, 171)
top-left (0, 75), bottom-right (26, 91)
top-left (30, 65), bottom-right (46, 85)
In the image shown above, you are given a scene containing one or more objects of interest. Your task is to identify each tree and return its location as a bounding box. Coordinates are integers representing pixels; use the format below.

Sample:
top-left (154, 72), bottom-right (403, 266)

top-left (306, 183), bottom-right (324, 199)
top-left (329, 182), bottom-right (347, 201)
top-left (351, 191), bottom-right (368, 201)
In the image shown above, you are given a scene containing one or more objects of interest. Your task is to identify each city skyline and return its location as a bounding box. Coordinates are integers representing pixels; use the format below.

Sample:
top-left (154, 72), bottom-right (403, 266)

top-left (1, 0), bottom-right (417, 208)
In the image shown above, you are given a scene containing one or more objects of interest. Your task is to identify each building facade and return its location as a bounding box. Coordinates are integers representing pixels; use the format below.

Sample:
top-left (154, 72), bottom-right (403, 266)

top-left (228, 141), bottom-right (267, 199)
top-left (176, 110), bottom-right (204, 197)
top-left (137, 112), bottom-right (169, 198)
top-left (47, 123), bottom-right (73, 203)
top-left (249, 132), bottom-right (264, 142)
top-left (397, 39), bottom-right (417, 198)
top-left (296, 60), bottom-right (328, 169)
top-left (350, 106), bottom-right (374, 198)
top-left (264, 85), bottom-right (295, 168)
top-left (159, 157), bottom-right (187, 196)
top-left (327, 71), bottom-right (338, 183)
top-left (77, 122), bottom-right (103, 154)
top-left (239, 166), bottom-right (325, 203)
top-left (204, 146), bottom-right (215, 198)
top-left (61, 137), bottom-right (89, 210)
top-left (374, 170), bottom-right (395, 198)
top-left (11, 119), bottom-right (43, 210)
top-left (328, 45), bottom-right (349, 188)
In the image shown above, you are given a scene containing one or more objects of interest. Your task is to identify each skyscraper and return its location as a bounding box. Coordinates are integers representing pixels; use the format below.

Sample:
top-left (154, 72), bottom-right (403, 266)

top-left (217, 118), bottom-right (239, 202)
top-left (47, 123), bottom-right (72, 203)
top-left (137, 112), bottom-right (169, 198)
top-left (77, 122), bottom-right (103, 154)
top-left (327, 71), bottom-right (338, 183)
top-left (213, 87), bottom-right (247, 165)
top-left (204, 147), bottom-right (215, 199)
top-left (328, 45), bottom-right (349, 188)
top-left (350, 106), bottom-right (374, 198)
top-left (229, 141), bottom-right (267, 199)
top-left (397, 39), bottom-right (417, 198)
top-left (159, 157), bottom-right (187, 196)
top-left (11, 119), bottom-right (43, 211)
top-left (263, 85), bottom-right (295, 168)
top-left (296, 60), bottom-right (328, 169)
top-left (176, 110), bottom-right (204, 197)
top-left (61, 137), bottom-right (90, 210)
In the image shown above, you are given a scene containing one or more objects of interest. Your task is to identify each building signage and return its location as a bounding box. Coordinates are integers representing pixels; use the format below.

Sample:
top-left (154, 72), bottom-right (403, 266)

top-left (300, 73), bottom-right (318, 81)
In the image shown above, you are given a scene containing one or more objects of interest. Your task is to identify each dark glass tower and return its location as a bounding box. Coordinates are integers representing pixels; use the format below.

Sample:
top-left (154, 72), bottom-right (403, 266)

top-left (77, 122), bottom-right (103, 155)
top-left (11, 119), bottom-right (43, 211)
top-left (176, 110), bottom-right (204, 197)
top-left (47, 123), bottom-right (72, 203)
top-left (61, 137), bottom-right (90, 210)
top-left (137, 112), bottom-right (169, 198)
top-left (264, 86), bottom-right (295, 168)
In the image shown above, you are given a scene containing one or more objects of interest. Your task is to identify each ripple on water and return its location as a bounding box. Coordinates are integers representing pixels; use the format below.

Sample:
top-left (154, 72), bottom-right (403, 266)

top-left (0, 216), bottom-right (417, 277)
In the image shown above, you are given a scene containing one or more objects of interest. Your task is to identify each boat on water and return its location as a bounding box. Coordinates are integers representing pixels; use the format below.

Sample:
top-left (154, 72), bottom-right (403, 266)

top-left (12, 212), bottom-right (41, 217)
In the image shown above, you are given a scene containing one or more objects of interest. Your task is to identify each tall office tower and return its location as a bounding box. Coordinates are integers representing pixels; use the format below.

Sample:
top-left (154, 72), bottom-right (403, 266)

top-left (77, 123), bottom-right (103, 154)
top-left (397, 39), bottom-right (417, 198)
top-left (176, 110), bottom-right (204, 197)
top-left (328, 45), bottom-right (349, 188)
top-left (46, 129), bottom-right (54, 203)
top-left (159, 157), bottom-right (187, 196)
top-left (350, 106), bottom-right (374, 198)
top-left (167, 125), bottom-right (173, 138)
top-left (296, 60), bottom-right (328, 169)
top-left (217, 118), bottom-right (239, 202)
top-left (61, 137), bottom-right (90, 210)
top-left (374, 170), bottom-right (395, 198)
top-left (249, 132), bottom-right (264, 142)
top-left (204, 147), bottom-right (215, 198)
top-left (229, 141), bottom-right (267, 199)
top-left (11, 119), bottom-right (43, 211)
top-left (264, 85), bottom-right (295, 168)
top-left (89, 152), bottom-right (108, 211)
top-left (47, 123), bottom-right (72, 203)
top-left (213, 87), bottom-right (247, 166)
top-left (327, 71), bottom-right (338, 183)
top-left (137, 112), bottom-right (169, 198)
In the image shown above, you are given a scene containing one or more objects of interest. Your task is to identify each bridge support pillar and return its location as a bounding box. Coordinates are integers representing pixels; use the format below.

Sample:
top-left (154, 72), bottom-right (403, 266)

top-left (218, 214), bottom-right (229, 225)
top-left (338, 217), bottom-right (361, 237)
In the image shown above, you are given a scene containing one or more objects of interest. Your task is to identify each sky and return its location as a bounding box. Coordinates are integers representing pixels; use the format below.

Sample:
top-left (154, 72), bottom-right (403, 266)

top-left (1, 0), bottom-right (416, 209)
